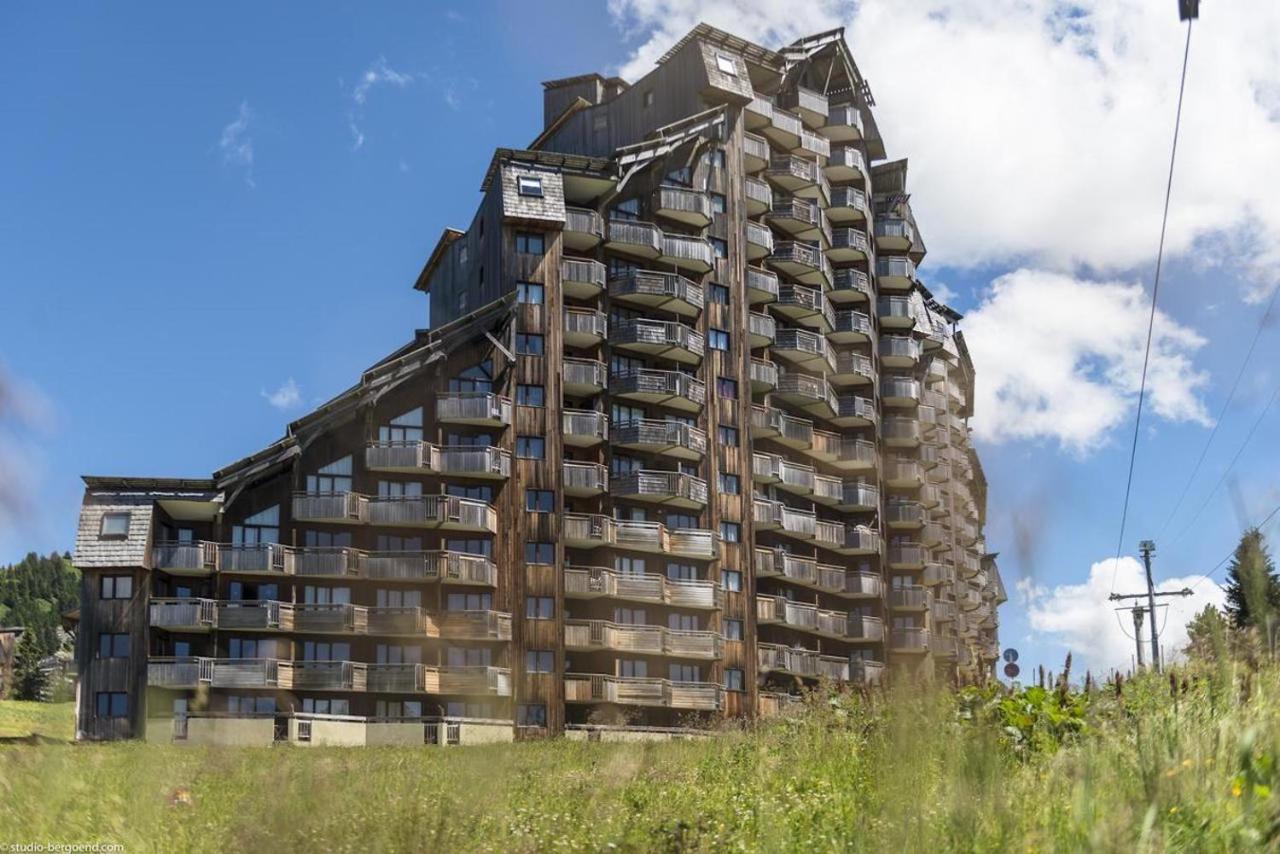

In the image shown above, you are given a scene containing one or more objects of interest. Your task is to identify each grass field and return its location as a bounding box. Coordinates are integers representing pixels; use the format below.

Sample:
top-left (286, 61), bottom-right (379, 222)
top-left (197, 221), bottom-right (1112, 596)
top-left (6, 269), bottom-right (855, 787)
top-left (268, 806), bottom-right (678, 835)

top-left (2, 661), bottom-right (1279, 852)
top-left (0, 699), bottom-right (74, 740)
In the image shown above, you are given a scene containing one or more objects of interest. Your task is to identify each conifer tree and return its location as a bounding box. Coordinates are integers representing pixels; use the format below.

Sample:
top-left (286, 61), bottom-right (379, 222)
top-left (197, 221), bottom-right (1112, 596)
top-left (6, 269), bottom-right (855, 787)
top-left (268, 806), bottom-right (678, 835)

top-left (1222, 528), bottom-right (1280, 629)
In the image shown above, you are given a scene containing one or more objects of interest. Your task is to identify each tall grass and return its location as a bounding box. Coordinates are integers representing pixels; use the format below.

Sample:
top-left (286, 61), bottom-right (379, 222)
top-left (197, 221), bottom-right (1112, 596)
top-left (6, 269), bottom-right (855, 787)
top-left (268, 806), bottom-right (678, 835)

top-left (1, 661), bottom-right (1278, 851)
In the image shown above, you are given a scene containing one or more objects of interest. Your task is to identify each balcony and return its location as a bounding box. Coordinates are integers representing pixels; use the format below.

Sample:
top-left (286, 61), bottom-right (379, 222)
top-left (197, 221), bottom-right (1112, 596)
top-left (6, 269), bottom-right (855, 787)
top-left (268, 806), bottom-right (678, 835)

top-left (822, 523), bottom-right (881, 555)
top-left (609, 269), bottom-right (703, 318)
top-left (436, 392), bottom-right (512, 427)
top-left (293, 492), bottom-right (367, 524)
top-left (563, 207), bottom-right (604, 251)
top-left (744, 176), bottom-right (772, 216)
top-left (745, 93), bottom-right (773, 129)
top-left (745, 266), bottom-right (780, 304)
top-left (889, 585), bottom-right (931, 612)
top-left (747, 311), bottom-right (776, 348)
top-left (766, 154), bottom-right (819, 194)
top-left (774, 283), bottom-right (835, 331)
top-left (889, 627), bottom-right (930, 654)
top-left (876, 256), bottom-right (918, 291)
top-left (760, 106), bottom-right (803, 150)
top-left (831, 351), bottom-right (874, 386)
top-left (885, 501), bottom-right (925, 528)
top-left (778, 86), bottom-right (829, 129)
top-left (768, 196), bottom-right (828, 242)
top-left (294, 603), bottom-right (369, 634)
top-left (775, 458), bottom-right (816, 497)
top-left (564, 307), bottom-right (608, 348)
top-left (837, 480), bottom-right (879, 512)
top-left (768, 241), bottom-right (831, 287)
top-left (564, 620), bottom-right (722, 660)
top-left (829, 309), bottom-right (872, 344)
top-left (564, 674), bottom-right (722, 711)
top-left (771, 328), bottom-right (834, 374)
top-left (561, 258), bottom-right (606, 299)
top-left (825, 146), bottom-right (866, 183)
top-left (830, 268), bottom-right (871, 304)
top-left (827, 187), bottom-right (868, 228)
top-left (775, 372), bottom-right (838, 420)
top-left (756, 596), bottom-right (873, 642)
top-left (874, 216), bottom-right (915, 252)
top-left (880, 335), bottom-right (922, 368)
top-left (888, 543), bottom-right (928, 569)
top-left (208, 658), bottom-right (283, 689)
top-left (611, 470), bottom-right (708, 509)
top-left (652, 186), bottom-right (713, 227)
top-left (611, 368), bottom-right (704, 412)
top-left (883, 416), bottom-right (921, 447)
top-left (797, 128), bottom-right (831, 160)
top-left (293, 547), bottom-right (362, 578)
top-left (848, 615), bottom-right (885, 642)
top-left (884, 459), bottom-right (923, 490)
top-left (813, 434), bottom-right (877, 473)
top-left (366, 495), bottom-right (497, 533)
top-left (758, 644), bottom-right (852, 682)
top-left (437, 446), bottom-right (511, 479)
top-left (750, 358), bottom-right (779, 393)
top-left (828, 228), bottom-right (870, 263)
top-left (148, 656), bottom-right (213, 689)
top-left (218, 543), bottom-right (289, 575)
top-left (735, 221), bottom-right (772, 264)
top-left (752, 497), bottom-right (784, 530)
top-left (877, 295), bottom-right (916, 330)
top-left (152, 540), bottom-right (218, 575)
top-left (150, 598), bottom-right (216, 632)
top-left (605, 219), bottom-right (662, 259)
top-left (742, 131), bottom-right (770, 173)
top-left (564, 565), bottom-right (722, 610)
top-left (520, 394), bottom-right (577, 448)
top-left (427, 609), bottom-right (513, 641)
top-left (563, 357), bottom-right (607, 396)
top-left (921, 523), bottom-right (946, 546)
top-left (659, 233), bottom-right (716, 274)
top-left (931, 597), bottom-right (957, 621)
top-left (958, 587), bottom-right (983, 611)
top-left (613, 319), bottom-right (704, 365)
top-left (614, 419), bottom-right (707, 462)
top-left (930, 634), bottom-right (958, 659)
top-left (216, 600), bottom-right (291, 631)
top-left (563, 461), bottom-right (608, 497)
top-left (821, 103), bottom-right (863, 142)
top-left (833, 395), bottom-right (876, 428)
top-left (882, 376), bottom-right (921, 406)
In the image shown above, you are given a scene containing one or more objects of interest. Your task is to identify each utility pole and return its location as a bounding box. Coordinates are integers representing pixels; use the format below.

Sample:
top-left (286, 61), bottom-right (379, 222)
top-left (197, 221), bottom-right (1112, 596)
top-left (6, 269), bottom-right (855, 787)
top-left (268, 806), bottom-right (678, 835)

top-left (1109, 538), bottom-right (1193, 672)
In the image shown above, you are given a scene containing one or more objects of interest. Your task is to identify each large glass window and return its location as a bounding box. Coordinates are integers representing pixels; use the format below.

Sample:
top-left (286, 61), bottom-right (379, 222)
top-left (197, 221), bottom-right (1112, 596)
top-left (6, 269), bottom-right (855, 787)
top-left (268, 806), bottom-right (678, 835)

top-left (516, 282), bottom-right (545, 305)
top-left (515, 232), bottom-right (545, 255)
top-left (375, 589), bottom-right (422, 608)
top-left (99, 575), bottom-right (133, 600)
top-left (525, 542), bottom-right (554, 564)
top-left (618, 659), bottom-right (647, 678)
top-left (525, 490), bottom-right (555, 512)
top-left (303, 641), bottom-right (351, 661)
top-left (447, 592), bottom-right (492, 611)
top-left (302, 586), bottom-right (351, 605)
top-left (525, 597), bottom-right (554, 619)
top-left (97, 633), bottom-right (129, 658)
top-left (516, 333), bottom-right (544, 356)
top-left (517, 704), bottom-right (547, 727)
top-left (307, 455), bottom-right (353, 494)
top-left (448, 360), bottom-right (493, 393)
top-left (379, 407), bottom-right (424, 443)
top-left (516, 384), bottom-right (545, 407)
top-left (304, 530), bottom-right (352, 548)
top-left (669, 663), bottom-right (701, 682)
top-left (516, 436), bottom-right (545, 459)
top-left (232, 505), bottom-right (279, 546)
top-left (378, 480), bottom-right (423, 498)
top-left (99, 512), bottom-right (130, 538)
top-left (96, 692), bottom-right (128, 718)
top-left (525, 650), bottom-right (555, 673)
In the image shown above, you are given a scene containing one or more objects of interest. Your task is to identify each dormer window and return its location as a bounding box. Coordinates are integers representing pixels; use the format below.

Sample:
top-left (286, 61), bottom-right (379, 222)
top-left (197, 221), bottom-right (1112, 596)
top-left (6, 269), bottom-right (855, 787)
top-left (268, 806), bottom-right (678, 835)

top-left (517, 176), bottom-right (543, 197)
top-left (716, 54), bottom-right (737, 76)
top-left (99, 512), bottom-right (130, 539)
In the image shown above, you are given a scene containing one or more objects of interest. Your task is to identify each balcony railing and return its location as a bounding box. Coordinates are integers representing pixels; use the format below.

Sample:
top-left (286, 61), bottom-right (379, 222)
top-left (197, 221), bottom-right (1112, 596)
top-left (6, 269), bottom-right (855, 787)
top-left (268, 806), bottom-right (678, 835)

top-left (292, 491), bottom-right (367, 524)
top-left (882, 377), bottom-right (922, 402)
top-left (563, 207), bottom-right (604, 243)
top-left (743, 132), bottom-right (771, 169)
top-left (564, 566), bottom-right (722, 609)
top-left (889, 627), bottom-right (930, 652)
top-left (218, 543), bottom-right (289, 574)
top-left (609, 269), bottom-right (704, 316)
top-left (606, 219), bottom-right (663, 255)
top-left (660, 234), bottom-right (715, 271)
top-left (652, 186), bottom-right (713, 224)
top-left (613, 419), bottom-right (707, 457)
top-left (828, 185), bottom-right (867, 216)
top-left (564, 307), bottom-right (608, 343)
top-left (778, 86), bottom-right (829, 127)
top-left (564, 674), bottom-right (722, 711)
top-left (436, 392), bottom-right (512, 425)
top-left (745, 221), bottom-right (775, 256)
top-left (876, 256), bottom-right (918, 284)
top-left (564, 620), bottom-right (722, 659)
top-left (832, 310), bottom-right (872, 339)
top-left (362, 550), bottom-right (495, 585)
top-left (152, 540), bottom-right (218, 573)
top-left (880, 335), bottom-right (922, 363)
top-left (563, 408), bottom-right (608, 445)
top-left (750, 358), bottom-right (779, 390)
top-left (888, 543), bottom-right (928, 567)
top-left (148, 656), bottom-right (213, 688)
top-left (561, 258), bottom-right (606, 296)
top-left (366, 495), bottom-right (497, 532)
top-left (777, 283), bottom-right (835, 329)
top-left (823, 103), bottom-right (864, 139)
top-left (563, 461), bottom-right (608, 494)
top-left (757, 643), bottom-right (849, 681)
top-left (611, 470), bottom-right (708, 507)
top-left (613, 319), bottom-right (705, 362)
top-left (831, 268), bottom-right (871, 300)
top-left (874, 217), bottom-right (916, 247)
top-left (889, 585), bottom-right (931, 611)
top-left (827, 146), bottom-right (865, 177)
top-left (745, 266), bottom-right (780, 302)
top-left (294, 603), bottom-right (369, 634)
top-left (563, 357), bottom-right (608, 394)
top-left (830, 227), bottom-right (870, 258)
top-left (833, 352), bottom-right (874, 383)
top-left (150, 598), bottom-right (216, 630)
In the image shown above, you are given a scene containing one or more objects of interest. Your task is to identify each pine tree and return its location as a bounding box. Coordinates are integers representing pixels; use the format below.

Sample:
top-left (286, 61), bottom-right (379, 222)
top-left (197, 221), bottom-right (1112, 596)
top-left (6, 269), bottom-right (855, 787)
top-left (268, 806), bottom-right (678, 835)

top-left (1223, 528), bottom-right (1280, 629)
top-left (12, 630), bottom-right (48, 701)
top-left (1186, 603), bottom-right (1229, 660)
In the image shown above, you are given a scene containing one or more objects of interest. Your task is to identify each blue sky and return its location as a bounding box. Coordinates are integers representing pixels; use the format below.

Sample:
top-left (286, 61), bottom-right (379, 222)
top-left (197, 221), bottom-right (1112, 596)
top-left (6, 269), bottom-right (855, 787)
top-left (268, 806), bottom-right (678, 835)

top-left (3, 1), bottom-right (1279, 678)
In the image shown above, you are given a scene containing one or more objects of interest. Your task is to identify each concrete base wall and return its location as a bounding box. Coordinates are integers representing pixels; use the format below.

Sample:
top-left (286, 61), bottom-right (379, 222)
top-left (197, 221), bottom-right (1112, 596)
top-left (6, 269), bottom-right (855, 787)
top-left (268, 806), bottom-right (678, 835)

top-left (186, 717), bottom-right (275, 747)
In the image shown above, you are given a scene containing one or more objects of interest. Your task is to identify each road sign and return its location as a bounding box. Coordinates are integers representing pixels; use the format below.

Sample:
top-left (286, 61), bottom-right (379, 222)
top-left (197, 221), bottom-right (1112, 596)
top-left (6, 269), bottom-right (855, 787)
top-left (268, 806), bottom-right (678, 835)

top-left (1003, 662), bottom-right (1020, 679)
top-left (1002, 648), bottom-right (1018, 663)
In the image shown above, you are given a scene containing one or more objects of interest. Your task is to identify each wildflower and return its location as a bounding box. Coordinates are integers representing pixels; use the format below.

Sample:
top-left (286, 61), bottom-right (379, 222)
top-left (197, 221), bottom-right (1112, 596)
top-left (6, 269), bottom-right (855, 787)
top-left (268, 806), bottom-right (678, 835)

top-left (1165, 769), bottom-right (1178, 778)
top-left (1231, 782), bottom-right (1243, 798)
top-left (1181, 759), bottom-right (1194, 768)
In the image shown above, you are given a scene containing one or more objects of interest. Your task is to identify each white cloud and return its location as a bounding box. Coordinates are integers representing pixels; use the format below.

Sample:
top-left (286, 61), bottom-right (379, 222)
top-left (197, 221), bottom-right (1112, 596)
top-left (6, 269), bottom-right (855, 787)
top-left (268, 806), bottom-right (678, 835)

top-left (347, 57), bottom-right (415, 151)
top-left (0, 366), bottom-right (53, 537)
top-left (608, 1), bottom-right (1280, 301)
top-left (927, 281), bottom-right (958, 306)
top-left (218, 101), bottom-right (255, 188)
top-left (261, 378), bottom-right (302, 411)
top-left (962, 269), bottom-right (1210, 451)
top-left (1022, 556), bottom-right (1225, 674)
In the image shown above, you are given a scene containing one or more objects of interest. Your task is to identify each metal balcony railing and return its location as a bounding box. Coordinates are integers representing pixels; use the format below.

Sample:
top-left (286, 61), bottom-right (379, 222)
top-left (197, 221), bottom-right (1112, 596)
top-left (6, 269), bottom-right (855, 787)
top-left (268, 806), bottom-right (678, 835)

top-left (151, 540), bottom-right (218, 573)
top-left (563, 409), bottom-right (608, 443)
top-left (564, 207), bottom-right (603, 239)
top-left (609, 269), bottom-right (704, 312)
top-left (606, 219), bottom-right (663, 254)
top-left (611, 470), bottom-right (708, 506)
top-left (613, 418), bottom-right (708, 456)
top-left (611, 368), bottom-right (705, 407)
top-left (614, 319), bottom-right (705, 359)
top-left (436, 392), bottom-right (512, 425)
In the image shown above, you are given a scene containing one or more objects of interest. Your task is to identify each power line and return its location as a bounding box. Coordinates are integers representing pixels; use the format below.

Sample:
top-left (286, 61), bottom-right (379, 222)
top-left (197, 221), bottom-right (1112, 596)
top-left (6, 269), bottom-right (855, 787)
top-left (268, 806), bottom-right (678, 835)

top-left (1188, 502), bottom-right (1280, 592)
top-left (1111, 18), bottom-right (1195, 591)
top-left (1156, 286), bottom-right (1280, 539)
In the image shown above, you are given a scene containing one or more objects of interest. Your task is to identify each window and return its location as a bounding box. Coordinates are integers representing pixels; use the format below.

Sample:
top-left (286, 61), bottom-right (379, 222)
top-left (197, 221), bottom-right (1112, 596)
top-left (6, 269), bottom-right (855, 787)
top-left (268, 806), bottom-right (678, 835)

top-left (612, 198), bottom-right (639, 221)
top-left (516, 281), bottom-right (545, 305)
top-left (720, 522), bottom-right (741, 543)
top-left (724, 668), bottom-right (745, 691)
top-left (710, 237), bottom-right (728, 258)
top-left (708, 329), bottom-right (729, 351)
top-left (376, 699), bottom-right (423, 718)
top-left (517, 175), bottom-right (544, 197)
top-left (525, 650), bottom-right (555, 673)
top-left (447, 592), bottom-right (492, 611)
top-left (515, 232), bottom-right (545, 255)
top-left (614, 607), bottom-right (646, 625)
top-left (233, 505), bottom-right (280, 546)
top-left (99, 512), bottom-right (130, 538)
top-left (525, 542), bottom-right (554, 564)
top-left (516, 436), bottom-right (545, 459)
top-left (375, 590), bottom-right (421, 609)
top-left (666, 562), bottom-right (697, 581)
top-left (708, 283), bottom-right (730, 304)
top-left (227, 695), bottom-right (275, 714)
top-left (725, 619), bottom-right (744, 641)
top-left (642, 90), bottom-right (654, 108)
top-left (99, 575), bottom-right (133, 600)
top-left (718, 473), bottom-right (740, 494)
top-left (449, 359), bottom-right (494, 393)
top-left (303, 585), bottom-right (351, 605)
top-left (525, 596), bottom-right (554, 619)
top-left (704, 149), bottom-right (726, 169)
top-left (518, 704), bottom-right (547, 727)
top-left (668, 613), bottom-right (699, 631)
top-left (619, 660), bottom-right (647, 678)
top-left (379, 407), bottom-right (424, 443)
top-left (615, 556), bottom-right (646, 575)
top-left (722, 569), bottom-right (742, 592)
top-left (97, 633), bottom-right (129, 658)
top-left (718, 425), bottom-right (739, 447)
top-left (516, 384), bottom-right (545, 407)
top-left (716, 377), bottom-right (738, 400)
top-left (304, 530), bottom-right (352, 548)
top-left (303, 641), bottom-right (351, 661)
top-left (516, 333), bottom-right (544, 355)
top-left (525, 489), bottom-right (555, 512)
top-left (665, 166), bottom-right (692, 187)
top-left (446, 483), bottom-right (493, 503)
top-left (710, 193), bottom-right (727, 214)
top-left (378, 480), bottom-right (423, 499)
top-left (715, 53), bottom-right (738, 75)
top-left (307, 456), bottom-right (352, 494)
top-left (302, 697), bottom-right (350, 716)
top-left (669, 663), bottom-right (701, 682)
top-left (376, 534), bottom-right (422, 551)
top-left (96, 692), bottom-right (128, 718)
top-left (666, 512), bottom-right (698, 530)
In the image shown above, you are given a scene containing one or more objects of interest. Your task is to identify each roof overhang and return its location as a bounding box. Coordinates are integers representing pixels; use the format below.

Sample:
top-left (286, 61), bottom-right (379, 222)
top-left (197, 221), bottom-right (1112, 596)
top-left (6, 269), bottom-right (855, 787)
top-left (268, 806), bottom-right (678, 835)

top-left (414, 228), bottom-right (466, 293)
